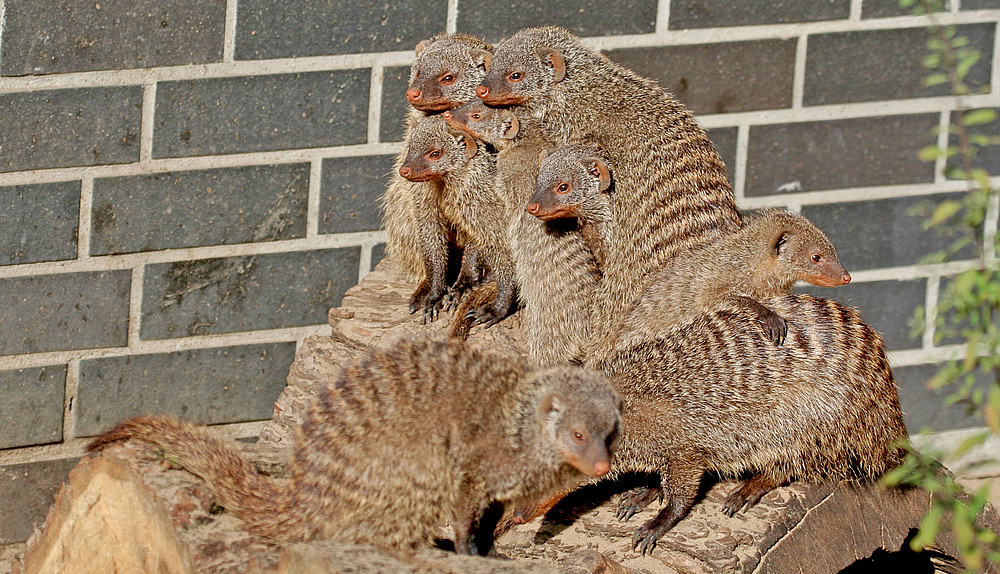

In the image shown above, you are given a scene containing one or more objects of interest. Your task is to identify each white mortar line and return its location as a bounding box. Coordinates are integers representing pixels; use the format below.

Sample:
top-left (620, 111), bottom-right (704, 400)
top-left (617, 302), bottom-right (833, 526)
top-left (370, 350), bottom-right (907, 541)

top-left (77, 177), bottom-right (93, 260)
top-left (656, 0), bottom-right (671, 35)
top-left (985, 191), bottom-right (999, 264)
top-left (888, 344), bottom-right (969, 367)
top-left (935, 109), bottom-right (951, 183)
top-left (357, 243), bottom-right (373, 282)
top-left (923, 274), bottom-right (940, 349)
top-left (127, 265), bottom-right (145, 347)
top-left (0, 230), bottom-right (387, 279)
top-left (0, 325), bottom-right (333, 371)
top-left (368, 66), bottom-right (384, 144)
top-left (839, 259), bottom-right (980, 283)
top-left (139, 82), bottom-right (157, 163)
top-left (737, 178), bottom-right (990, 209)
top-left (732, 123), bottom-right (749, 203)
top-left (307, 159), bottom-right (323, 238)
top-left (446, 0), bottom-right (459, 34)
top-left (0, 0), bottom-right (6, 74)
top-left (849, 0), bottom-right (863, 21)
top-left (0, 141), bottom-right (403, 187)
top-left (791, 34), bottom-right (808, 109)
top-left (993, 18), bottom-right (1000, 100)
top-left (63, 359), bottom-right (79, 441)
top-left (223, 0), bottom-right (238, 63)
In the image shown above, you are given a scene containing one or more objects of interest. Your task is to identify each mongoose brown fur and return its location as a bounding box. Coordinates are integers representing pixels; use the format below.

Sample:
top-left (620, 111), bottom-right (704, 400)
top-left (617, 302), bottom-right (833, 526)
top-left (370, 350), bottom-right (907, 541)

top-left (477, 26), bottom-right (742, 357)
top-left (87, 336), bottom-right (622, 556)
top-left (399, 114), bottom-right (518, 330)
top-left (529, 145), bottom-right (853, 346)
top-left (444, 100), bottom-right (602, 365)
top-left (600, 295), bottom-right (908, 554)
top-left (380, 34), bottom-right (494, 319)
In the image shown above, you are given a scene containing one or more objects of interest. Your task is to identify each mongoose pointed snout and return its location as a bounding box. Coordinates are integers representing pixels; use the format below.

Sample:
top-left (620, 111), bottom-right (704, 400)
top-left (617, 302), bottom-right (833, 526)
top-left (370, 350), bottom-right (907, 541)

top-left (398, 165), bottom-right (412, 178)
top-left (476, 85), bottom-right (489, 98)
top-left (842, 272), bottom-right (852, 284)
top-left (406, 87), bottom-right (422, 103)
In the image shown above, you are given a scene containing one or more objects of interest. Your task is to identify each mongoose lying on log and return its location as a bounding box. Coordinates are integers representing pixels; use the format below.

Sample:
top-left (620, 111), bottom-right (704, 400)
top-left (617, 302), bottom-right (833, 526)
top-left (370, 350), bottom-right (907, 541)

top-left (600, 295), bottom-right (908, 554)
top-left (398, 114), bottom-right (517, 330)
top-left (476, 26), bottom-right (742, 357)
top-left (529, 144), bottom-right (852, 346)
top-left (381, 34), bottom-right (494, 320)
top-left (444, 100), bottom-right (601, 364)
top-left (88, 337), bottom-right (622, 556)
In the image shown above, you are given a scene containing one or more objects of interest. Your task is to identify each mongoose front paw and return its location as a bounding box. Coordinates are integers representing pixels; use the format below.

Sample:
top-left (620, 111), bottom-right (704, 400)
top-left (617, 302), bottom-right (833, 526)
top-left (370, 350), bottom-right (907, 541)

top-left (616, 486), bottom-right (662, 522)
top-left (409, 285), bottom-right (447, 323)
top-left (758, 313), bottom-right (788, 345)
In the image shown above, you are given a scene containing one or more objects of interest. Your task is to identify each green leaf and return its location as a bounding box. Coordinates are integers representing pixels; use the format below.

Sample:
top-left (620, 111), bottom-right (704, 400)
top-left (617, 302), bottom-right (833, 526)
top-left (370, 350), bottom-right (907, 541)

top-left (963, 108), bottom-right (998, 126)
top-left (952, 431), bottom-right (989, 459)
top-left (911, 504), bottom-right (943, 550)
top-left (924, 73), bottom-right (950, 87)
top-left (919, 145), bottom-right (943, 162)
top-left (931, 200), bottom-right (963, 226)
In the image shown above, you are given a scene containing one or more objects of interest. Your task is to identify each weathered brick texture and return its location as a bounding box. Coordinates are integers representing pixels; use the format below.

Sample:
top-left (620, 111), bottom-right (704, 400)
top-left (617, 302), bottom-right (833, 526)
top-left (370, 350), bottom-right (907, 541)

top-left (0, 0), bottom-right (997, 545)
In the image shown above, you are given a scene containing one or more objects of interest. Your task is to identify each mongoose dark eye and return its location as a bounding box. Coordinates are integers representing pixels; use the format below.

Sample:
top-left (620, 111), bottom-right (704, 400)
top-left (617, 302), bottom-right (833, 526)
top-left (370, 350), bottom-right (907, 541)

top-left (471, 113), bottom-right (481, 120)
top-left (428, 150), bottom-right (442, 160)
top-left (812, 254), bottom-right (822, 263)
top-left (439, 74), bottom-right (455, 85)
top-left (573, 431), bottom-right (585, 443)
top-left (557, 183), bottom-right (570, 194)
top-left (508, 71), bottom-right (523, 82)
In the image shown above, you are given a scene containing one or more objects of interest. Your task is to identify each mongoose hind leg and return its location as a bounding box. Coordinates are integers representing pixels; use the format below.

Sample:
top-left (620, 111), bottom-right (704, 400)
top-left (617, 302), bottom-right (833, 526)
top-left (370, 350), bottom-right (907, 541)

top-left (457, 278), bottom-right (518, 331)
top-left (720, 473), bottom-right (786, 517)
top-left (616, 484), bottom-right (663, 521)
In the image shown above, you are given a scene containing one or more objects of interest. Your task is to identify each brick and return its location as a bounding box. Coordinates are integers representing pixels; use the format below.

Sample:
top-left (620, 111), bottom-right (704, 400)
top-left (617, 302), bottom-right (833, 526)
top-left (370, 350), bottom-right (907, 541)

top-left (319, 155), bottom-right (395, 234)
top-left (371, 243), bottom-right (387, 269)
top-left (605, 39), bottom-right (796, 115)
top-left (797, 279), bottom-right (925, 351)
top-left (745, 114), bottom-right (937, 197)
top-left (235, 1), bottom-right (445, 60)
top-left (668, 0), bottom-right (849, 29)
top-left (801, 193), bottom-right (978, 271)
top-left (894, 363), bottom-right (986, 432)
top-left (804, 25), bottom-right (994, 106)
top-left (0, 271), bottom-right (130, 356)
top-left (0, 0), bottom-right (224, 76)
top-left (0, 366), bottom-right (65, 449)
top-left (861, 0), bottom-right (940, 18)
top-left (381, 66), bottom-right (413, 144)
top-left (0, 87), bottom-right (142, 173)
top-left (91, 164), bottom-right (310, 256)
top-left (74, 342), bottom-right (295, 436)
top-left (140, 248), bottom-right (360, 339)
top-left (0, 181), bottom-right (80, 266)
top-left (706, 127), bottom-right (738, 185)
top-left (457, 0), bottom-right (655, 41)
top-left (152, 71), bottom-right (370, 159)
top-left (963, 0), bottom-right (1000, 8)
top-left (0, 458), bottom-right (79, 543)
top-left (949, 108), bottom-right (1000, 177)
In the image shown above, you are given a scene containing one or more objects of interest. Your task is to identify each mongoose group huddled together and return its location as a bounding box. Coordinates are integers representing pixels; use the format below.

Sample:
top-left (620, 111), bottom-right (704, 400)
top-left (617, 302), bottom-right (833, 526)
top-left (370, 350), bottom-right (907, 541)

top-left (88, 26), bottom-right (908, 559)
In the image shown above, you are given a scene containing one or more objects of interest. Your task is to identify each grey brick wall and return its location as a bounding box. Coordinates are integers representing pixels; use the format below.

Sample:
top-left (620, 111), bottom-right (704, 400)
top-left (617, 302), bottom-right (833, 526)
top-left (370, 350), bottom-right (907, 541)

top-left (0, 0), bottom-right (998, 545)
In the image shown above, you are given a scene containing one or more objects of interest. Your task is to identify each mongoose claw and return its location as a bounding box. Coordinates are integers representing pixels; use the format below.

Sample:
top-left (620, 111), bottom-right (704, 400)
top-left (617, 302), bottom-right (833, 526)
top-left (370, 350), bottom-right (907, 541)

top-left (759, 314), bottom-right (788, 346)
top-left (631, 527), bottom-right (659, 555)
top-left (721, 476), bottom-right (777, 517)
top-left (616, 486), bottom-right (663, 522)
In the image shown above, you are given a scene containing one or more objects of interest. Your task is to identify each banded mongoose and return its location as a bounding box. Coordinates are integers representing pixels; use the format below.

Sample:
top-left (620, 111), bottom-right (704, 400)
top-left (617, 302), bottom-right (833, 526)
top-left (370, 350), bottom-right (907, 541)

top-left (529, 145), bottom-right (852, 346)
top-left (599, 295), bottom-right (908, 554)
top-left (444, 99), bottom-right (602, 365)
top-left (380, 34), bottom-right (494, 320)
top-left (399, 114), bottom-right (518, 330)
top-left (88, 337), bottom-right (622, 556)
top-left (477, 26), bottom-right (742, 357)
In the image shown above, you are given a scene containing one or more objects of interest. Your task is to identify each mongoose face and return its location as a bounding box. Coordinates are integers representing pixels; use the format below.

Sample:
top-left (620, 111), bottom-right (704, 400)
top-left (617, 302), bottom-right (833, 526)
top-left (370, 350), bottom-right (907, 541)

top-left (529, 145), bottom-right (612, 222)
top-left (408, 34), bottom-right (494, 112)
top-left (399, 116), bottom-right (478, 182)
top-left (476, 29), bottom-right (565, 107)
top-left (442, 99), bottom-right (520, 146)
top-left (532, 368), bottom-right (622, 478)
top-left (762, 212), bottom-right (851, 288)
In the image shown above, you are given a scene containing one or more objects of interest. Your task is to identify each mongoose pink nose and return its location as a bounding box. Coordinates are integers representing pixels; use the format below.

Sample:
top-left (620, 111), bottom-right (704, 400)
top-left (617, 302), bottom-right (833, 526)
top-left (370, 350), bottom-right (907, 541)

top-left (405, 88), bottom-right (422, 103)
top-left (525, 202), bottom-right (540, 215)
top-left (593, 461), bottom-right (610, 477)
top-left (398, 166), bottom-right (411, 178)
top-left (842, 273), bottom-right (852, 285)
top-left (442, 111), bottom-right (452, 120)
top-left (476, 85), bottom-right (489, 98)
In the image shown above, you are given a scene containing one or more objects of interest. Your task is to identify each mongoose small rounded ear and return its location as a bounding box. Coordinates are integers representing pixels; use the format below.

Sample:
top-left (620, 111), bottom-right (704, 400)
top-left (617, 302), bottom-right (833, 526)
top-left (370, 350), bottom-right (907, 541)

top-left (415, 38), bottom-right (434, 58)
top-left (536, 47), bottom-right (566, 82)
top-left (477, 49), bottom-right (493, 72)
top-left (582, 158), bottom-right (611, 192)
top-left (459, 135), bottom-right (478, 161)
top-left (536, 392), bottom-right (564, 429)
top-left (772, 232), bottom-right (790, 256)
top-left (538, 148), bottom-right (551, 164)
top-left (502, 111), bottom-right (520, 140)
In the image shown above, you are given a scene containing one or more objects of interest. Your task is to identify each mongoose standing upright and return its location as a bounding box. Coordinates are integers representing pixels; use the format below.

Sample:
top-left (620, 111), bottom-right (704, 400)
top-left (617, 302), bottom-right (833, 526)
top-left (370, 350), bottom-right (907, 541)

top-left (444, 100), bottom-right (602, 365)
top-left (380, 34), bottom-right (494, 319)
top-left (88, 337), bottom-right (622, 556)
top-left (599, 295), bottom-right (908, 554)
top-left (398, 114), bottom-right (518, 330)
top-left (529, 145), bottom-right (852, 346)
top-left (477, 26), bottom-right (742, 357)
